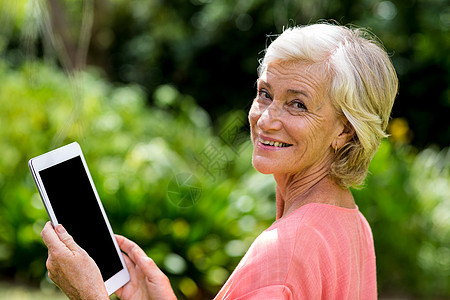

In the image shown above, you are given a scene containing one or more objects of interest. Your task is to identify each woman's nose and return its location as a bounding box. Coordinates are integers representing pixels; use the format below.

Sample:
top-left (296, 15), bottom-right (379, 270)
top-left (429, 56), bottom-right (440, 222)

top-left (256, 103), bottom-right (283, 132)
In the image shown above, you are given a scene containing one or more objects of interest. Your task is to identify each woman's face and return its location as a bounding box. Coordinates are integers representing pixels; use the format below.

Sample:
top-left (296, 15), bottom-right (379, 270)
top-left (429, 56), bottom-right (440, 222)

top-left (249, 61), bottom-right (345, 176)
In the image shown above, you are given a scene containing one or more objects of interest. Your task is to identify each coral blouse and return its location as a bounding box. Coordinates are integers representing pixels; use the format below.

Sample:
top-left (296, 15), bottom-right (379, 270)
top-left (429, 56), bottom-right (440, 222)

top-left (214, 203), bottom-right (377, 300)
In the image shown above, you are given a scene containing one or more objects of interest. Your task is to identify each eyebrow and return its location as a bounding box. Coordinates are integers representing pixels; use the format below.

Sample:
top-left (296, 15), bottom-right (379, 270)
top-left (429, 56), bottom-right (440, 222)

top-left (287, 89), bottom-right (310, 99)
top-left (257, 79), bottom-right (311, 99)
top-left (257, 79), bottom-right (270, 88)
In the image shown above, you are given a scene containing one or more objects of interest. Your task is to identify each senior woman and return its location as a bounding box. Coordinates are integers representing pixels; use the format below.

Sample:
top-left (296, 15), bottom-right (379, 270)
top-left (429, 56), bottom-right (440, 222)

top-left (41, 22), bottom-right (397, 299)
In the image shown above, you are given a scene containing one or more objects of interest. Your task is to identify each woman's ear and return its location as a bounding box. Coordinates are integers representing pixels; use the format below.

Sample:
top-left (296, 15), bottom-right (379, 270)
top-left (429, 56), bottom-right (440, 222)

top-left (333, 122), bottom-right (355, 150)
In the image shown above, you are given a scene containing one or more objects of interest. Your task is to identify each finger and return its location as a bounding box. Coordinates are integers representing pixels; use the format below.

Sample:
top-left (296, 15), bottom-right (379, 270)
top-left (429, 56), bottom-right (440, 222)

top-left (116, 236), bottom-right (140, 280)
top-left (114, 287), bottom-right (123, 299)
top-left (117, 235), bottom-right (150, 267)
top-left (115, 254), bottom-right (138, 299)
top-left (115, 235), bottom-right (162, 281)
top-left (133, 248), bottom-right (163, 283)
top-left (115, 235), bottom-right (142, 263)
top-left (41, 221), bottom-right (65, 250)
top-left (115, 235), bottom-right (134, 252)
top-left (115, 235), bottom-right (150, 264)
top-left (46, 256), bottom-right (52, 271)
top-left (55, 224), bottom-right (80, 252)
top-left (122, 254), bottom-right (142, 281)
top-left (122, 252), bottom-right (137, 273)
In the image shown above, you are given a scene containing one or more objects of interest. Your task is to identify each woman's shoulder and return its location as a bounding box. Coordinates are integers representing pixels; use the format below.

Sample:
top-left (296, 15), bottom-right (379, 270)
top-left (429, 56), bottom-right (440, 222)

top-left (215, 203), bottom-right (376, 299)
top-left (270, 202), bottom-right (365, 234)
top-left (239, 203), bottom-right (359, 267)
top-left (261, 202), bottom-right (374, 263)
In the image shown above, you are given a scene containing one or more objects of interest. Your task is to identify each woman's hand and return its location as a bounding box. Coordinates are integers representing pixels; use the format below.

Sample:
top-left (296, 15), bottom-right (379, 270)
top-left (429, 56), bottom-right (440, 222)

top-left (114, 235), bottom-right (177, 300)
top-left (41, 221), bottom-right (109, 300)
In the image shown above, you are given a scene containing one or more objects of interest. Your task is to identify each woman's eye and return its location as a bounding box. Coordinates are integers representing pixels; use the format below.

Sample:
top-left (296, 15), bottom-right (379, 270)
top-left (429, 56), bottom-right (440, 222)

top-left (258, 90), bottom-right (271, 100)
top-left (292, 101), bottom-right (307, 110)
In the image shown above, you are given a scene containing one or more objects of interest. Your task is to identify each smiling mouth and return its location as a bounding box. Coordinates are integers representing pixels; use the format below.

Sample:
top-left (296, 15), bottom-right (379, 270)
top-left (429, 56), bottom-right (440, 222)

top-left (258, 137), bottom-right (293, 148)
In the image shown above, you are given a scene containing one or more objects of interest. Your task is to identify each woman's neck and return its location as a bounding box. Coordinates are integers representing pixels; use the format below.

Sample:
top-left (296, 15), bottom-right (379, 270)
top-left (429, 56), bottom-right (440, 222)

top-left (274, 170), bottom-right (355, 219)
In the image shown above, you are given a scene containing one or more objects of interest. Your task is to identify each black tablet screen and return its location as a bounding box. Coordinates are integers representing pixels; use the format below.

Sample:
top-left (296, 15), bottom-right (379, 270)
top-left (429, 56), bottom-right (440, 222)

top-left (39, 156), bottom-right (123, 281)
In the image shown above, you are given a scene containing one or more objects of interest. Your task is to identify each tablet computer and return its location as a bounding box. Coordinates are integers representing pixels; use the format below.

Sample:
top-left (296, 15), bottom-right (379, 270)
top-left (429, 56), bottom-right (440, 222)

top-left (28, 142), bottom-right (130, 295)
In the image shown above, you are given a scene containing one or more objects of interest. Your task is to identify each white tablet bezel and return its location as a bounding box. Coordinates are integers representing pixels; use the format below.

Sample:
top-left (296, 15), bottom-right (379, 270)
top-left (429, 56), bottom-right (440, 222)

top-left (29, 142), bottom-right (130, 295)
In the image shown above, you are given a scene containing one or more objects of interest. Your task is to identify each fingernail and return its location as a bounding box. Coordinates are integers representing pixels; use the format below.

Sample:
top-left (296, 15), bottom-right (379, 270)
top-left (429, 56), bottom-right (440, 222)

top-left (56, 225), bottom-right (66, 234)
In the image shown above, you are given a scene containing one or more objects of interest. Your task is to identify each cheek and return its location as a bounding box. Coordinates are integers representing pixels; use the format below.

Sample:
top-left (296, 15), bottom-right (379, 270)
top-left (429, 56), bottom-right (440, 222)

top-left (248, 102), bottom-right (261, 131)
top-left (303, 118), bottom-right (336, 151)
top-left (290, 116), bottom-right (328, 151)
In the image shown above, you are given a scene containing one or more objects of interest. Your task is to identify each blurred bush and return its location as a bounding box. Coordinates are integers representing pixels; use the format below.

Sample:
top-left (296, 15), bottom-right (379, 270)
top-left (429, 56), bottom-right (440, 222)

top-left (2, 0), bottom-right (449, 148)
top-left (354, 142), bottom-right (450, 298)
top-left (0, 61), bottom-right (275, 299)
top-left (0, 62), bottom-right (448, 299)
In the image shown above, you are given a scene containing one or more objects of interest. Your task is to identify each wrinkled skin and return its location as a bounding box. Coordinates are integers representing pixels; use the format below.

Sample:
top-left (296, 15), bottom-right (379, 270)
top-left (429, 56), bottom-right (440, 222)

top-left (249, 61), bottom-right (356, 217)
top-left (41, 222), bottom-right (176, 300)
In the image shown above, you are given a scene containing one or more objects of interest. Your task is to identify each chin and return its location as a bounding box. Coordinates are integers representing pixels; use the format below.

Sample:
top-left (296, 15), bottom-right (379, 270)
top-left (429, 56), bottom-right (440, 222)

top-left (253, 166), bottom-right (273, 174)
top-left (251, 158), bottom-right (276, 174)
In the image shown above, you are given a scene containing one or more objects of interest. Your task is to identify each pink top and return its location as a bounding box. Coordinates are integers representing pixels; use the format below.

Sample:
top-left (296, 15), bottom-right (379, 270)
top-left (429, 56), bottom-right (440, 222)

top-left (214, 203), bottom-right (377, 300)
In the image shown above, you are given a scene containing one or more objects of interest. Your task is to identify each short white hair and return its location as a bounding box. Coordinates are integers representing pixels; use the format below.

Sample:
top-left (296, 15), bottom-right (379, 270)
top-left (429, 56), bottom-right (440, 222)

top-left (259, 23), bottom-right (398, 188)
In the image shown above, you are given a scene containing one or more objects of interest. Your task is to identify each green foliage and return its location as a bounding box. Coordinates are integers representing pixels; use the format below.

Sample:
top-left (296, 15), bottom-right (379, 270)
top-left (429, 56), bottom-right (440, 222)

top-left (0, 62), bottom-right (448, 299)
top-left (0, 61), bottom-right (275, 299)
top-left (354, 142), bottom-right (450, 298)
top-left (2, 0), bottom-right (448, 148)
